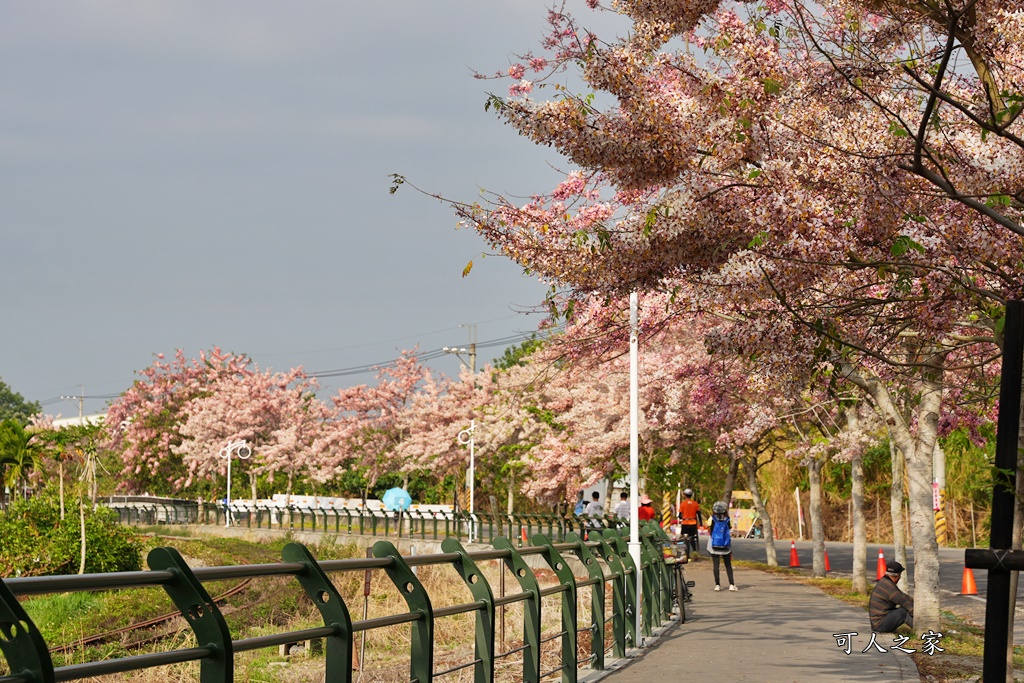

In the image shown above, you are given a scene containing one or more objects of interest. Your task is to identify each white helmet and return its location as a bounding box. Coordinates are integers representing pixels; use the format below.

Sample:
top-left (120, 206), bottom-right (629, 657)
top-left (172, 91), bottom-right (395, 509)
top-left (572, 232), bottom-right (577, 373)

top-left (712, 500), bottom-right (728, 515)
top-left (683, 488), bottom-right (693, 497)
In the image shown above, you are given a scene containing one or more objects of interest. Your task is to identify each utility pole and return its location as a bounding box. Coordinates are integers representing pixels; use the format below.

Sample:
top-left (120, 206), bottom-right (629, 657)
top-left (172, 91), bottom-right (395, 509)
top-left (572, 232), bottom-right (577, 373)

top-left (443, 323), bottom-right (477, 374)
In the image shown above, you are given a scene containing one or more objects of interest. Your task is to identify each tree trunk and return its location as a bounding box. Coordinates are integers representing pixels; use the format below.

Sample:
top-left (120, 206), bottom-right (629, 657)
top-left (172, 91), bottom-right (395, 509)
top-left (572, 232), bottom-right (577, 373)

top-left (59, 459), bottom-right (65, 521)
top-left (905, 366), bottom-right (943, 638)
top-left (78, 496), bottom-right (87, 575)
top-left (889, 438), bottom-right (909, 582)
top-left (809, 457), bottom-right (826, 578)
top-left (852, 449), bottom-right (868, 593)
top-left (249, 472), bottom-right (257, 503)
top-left (846, 399), bottom-right (869, 593)
top-left (842, 357), bottom-right (944, 634)
top-left (722, 453), bottom-right (740, 508)
top-left (746, 455), bottom-right (777, 566)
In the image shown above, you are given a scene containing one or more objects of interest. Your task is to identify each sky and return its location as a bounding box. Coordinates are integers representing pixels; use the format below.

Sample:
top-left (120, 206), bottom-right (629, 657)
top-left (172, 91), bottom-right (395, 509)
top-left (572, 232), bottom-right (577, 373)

top-left (0, 1), bottom-right (625, 418)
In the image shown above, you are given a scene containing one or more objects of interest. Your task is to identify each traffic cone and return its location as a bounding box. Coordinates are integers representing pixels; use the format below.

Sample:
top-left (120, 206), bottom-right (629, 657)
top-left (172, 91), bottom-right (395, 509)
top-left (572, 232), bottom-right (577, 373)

top-left (961, 566), bottom-right (978, 595)
top-left (876, 548), bottom-right (887, 580)
top-left (824, 548), bottom-right (831, 572)
top-left (521, 526), bottom-right (528, 544)
top-left (789, 540), bottom-right (801, 567)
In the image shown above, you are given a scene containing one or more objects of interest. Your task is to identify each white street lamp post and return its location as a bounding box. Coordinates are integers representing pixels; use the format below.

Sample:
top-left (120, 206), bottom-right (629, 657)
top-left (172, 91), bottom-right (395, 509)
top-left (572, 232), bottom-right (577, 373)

top-left (457, 420), bottom-right (476, 542)
top-left (220, 440), bottom-right (251, 527)
top-left (628, 291), bottom-right (643, 646)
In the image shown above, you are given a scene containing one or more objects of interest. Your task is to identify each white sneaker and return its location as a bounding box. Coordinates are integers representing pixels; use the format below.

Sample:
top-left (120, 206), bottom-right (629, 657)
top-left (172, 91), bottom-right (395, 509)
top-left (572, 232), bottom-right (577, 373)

top-left (729, 585), bottom-right (738, 591)
top-left (714, 585), bottom-right (721, 591)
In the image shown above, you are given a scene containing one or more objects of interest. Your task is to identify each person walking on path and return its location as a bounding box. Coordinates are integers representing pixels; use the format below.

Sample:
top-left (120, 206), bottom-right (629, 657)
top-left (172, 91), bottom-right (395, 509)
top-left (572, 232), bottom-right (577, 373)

top-left (637, 494), bottom-right (657, 523)
top-left (585, 491), bottom-right (604, 526)
top-left (869, 561), bottom-right (914, 632)
top-left (573, 492), bottom-right (587, 516)
top-left (678, 488), bottom-right (703, 556)
top-left (707, 500), bottom-right (737, 591)
top-left (614, 491), bottom-right (630, 520)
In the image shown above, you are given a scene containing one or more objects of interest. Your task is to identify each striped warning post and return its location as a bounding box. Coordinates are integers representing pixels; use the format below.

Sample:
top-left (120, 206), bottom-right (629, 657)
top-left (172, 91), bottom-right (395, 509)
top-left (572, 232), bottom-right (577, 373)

top-left (662, 491), bottom-right (673, 527)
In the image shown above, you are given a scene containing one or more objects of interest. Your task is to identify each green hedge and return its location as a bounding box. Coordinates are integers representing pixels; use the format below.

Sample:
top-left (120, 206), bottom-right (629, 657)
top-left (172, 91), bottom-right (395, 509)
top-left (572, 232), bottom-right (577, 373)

top-left (0, 495), bottom-right (143, 577)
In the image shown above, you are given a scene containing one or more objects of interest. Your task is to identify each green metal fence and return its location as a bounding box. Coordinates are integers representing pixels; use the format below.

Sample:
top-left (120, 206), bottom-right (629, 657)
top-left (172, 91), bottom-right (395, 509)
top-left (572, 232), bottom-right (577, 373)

top-left (110, 500), bottom-right (608, 544)
top-left (0, 524), bottom-right (690, 683)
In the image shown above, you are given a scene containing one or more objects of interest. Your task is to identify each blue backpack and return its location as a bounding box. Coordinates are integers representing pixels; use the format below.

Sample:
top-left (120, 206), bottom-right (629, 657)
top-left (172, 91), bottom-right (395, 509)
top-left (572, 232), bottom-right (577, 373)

top-left (710, 516), bottom-right (731, 551)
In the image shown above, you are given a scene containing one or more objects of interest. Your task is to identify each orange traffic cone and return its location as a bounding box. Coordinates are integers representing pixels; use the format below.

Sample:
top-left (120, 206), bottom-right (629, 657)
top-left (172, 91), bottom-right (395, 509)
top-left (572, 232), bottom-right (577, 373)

top-left (789, 540), bottom-right (801, 567)
top-left (521, 527), bottom-right (528, 544)
top-left (876, 548), bottom-right (887, 580)
top-left (961, 566), bottom-right (978, 595)
top-left (824, 548), bottom-right (831, 572)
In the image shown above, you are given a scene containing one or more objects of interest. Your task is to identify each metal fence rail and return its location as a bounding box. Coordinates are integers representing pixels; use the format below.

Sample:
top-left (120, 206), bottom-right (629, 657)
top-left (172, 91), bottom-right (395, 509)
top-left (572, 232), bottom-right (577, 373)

top-left (109, 500), bottom-right (620, 544)
top-left (0, 524), bottom-right (689, 683)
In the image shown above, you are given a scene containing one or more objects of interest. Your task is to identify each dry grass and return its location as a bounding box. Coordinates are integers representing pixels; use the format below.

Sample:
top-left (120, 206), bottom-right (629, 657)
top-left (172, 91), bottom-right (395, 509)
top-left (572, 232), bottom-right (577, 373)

top-left (7, 536), bottom-right (618, 683)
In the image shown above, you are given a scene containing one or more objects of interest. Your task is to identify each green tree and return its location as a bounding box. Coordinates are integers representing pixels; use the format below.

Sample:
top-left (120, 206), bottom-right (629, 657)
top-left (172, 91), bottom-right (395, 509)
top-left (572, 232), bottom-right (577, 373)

top-left (0, 419), bottom-right (43, 501)
top-left (0, 378), bottom-right (41, 425)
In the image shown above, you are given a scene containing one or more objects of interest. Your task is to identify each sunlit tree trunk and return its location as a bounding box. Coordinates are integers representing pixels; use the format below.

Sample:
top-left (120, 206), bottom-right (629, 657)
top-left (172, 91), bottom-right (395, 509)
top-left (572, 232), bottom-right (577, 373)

top-left (78, 497), bottom-right (87, 575)
top-left (890, 438), bottom-right (909, 581)
top-left (746, 455), bottom-right (777, 566)
top-left (809, 457), bottom-right (826, 578)
top-left (722, 453), bottom-right (740, 508)
top-left (843, 356), bottom-right (943, 635)
top-left (848, 403), bottom-right (868, 593)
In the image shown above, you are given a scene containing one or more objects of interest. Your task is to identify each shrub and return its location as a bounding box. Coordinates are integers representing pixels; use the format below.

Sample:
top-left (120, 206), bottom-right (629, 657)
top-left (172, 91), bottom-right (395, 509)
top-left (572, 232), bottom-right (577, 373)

top-left (0, 495), bottom-right (143, 576)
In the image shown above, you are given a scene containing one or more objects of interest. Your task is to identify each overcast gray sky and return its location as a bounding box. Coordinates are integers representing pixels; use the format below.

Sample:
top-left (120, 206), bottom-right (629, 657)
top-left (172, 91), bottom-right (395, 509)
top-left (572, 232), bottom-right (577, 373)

top-left (0, 2), bottom-right (625, 417)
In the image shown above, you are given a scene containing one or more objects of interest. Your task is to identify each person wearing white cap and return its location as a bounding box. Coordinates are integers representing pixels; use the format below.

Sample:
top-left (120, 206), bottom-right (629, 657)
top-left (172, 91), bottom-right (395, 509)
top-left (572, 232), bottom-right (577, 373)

top-left (678, 488), bottom-right (703, 557)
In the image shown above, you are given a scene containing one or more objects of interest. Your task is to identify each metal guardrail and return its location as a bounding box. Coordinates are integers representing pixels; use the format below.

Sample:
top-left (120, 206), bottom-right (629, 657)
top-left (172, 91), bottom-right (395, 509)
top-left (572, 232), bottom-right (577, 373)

top-left (109, 500), bottom-right (615, 544)
top-left (0, 524), bottom-right (688, 683)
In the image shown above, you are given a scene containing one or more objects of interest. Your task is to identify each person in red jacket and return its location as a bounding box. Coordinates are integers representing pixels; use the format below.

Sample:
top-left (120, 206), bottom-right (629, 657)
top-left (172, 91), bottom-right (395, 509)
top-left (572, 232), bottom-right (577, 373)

top-left (637, 494), bottom-right (657, 523)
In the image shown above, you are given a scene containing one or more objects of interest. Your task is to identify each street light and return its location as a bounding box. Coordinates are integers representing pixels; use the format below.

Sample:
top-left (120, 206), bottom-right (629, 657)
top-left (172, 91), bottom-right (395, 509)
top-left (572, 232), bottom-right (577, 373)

top-left (219, 440), bottom-right (251, 527)
top-left (457, 420), bottom-right (476, 542)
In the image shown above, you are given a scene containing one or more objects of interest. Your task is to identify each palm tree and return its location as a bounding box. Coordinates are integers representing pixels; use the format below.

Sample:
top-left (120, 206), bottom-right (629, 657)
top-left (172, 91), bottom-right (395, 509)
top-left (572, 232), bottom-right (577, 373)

top-left (0, 419), bottom-right (42, 500)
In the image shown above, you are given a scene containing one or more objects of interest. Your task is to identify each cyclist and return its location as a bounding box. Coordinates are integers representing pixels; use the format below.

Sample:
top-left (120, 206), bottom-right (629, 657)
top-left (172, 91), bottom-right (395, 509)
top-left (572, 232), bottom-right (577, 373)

top-left (678, 488), bottom-right (703, 558)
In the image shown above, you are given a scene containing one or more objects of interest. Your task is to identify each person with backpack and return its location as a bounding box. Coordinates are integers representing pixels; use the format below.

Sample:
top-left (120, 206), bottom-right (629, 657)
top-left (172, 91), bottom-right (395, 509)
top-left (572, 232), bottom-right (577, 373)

top-left (707, 500), bottom-right (738, 591)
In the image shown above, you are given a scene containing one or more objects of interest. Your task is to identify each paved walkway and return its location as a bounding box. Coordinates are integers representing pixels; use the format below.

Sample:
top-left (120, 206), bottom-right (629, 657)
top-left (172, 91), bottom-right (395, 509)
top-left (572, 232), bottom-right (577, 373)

top-left (591, 559), bottom-right (919, 683)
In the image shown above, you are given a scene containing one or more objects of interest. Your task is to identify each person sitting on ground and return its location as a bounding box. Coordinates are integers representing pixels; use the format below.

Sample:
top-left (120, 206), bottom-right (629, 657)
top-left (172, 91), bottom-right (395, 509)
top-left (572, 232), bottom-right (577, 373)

top-left (614, 491), bottom-right (630, 520)
top-left (869, 561), bottom-right (914, 632)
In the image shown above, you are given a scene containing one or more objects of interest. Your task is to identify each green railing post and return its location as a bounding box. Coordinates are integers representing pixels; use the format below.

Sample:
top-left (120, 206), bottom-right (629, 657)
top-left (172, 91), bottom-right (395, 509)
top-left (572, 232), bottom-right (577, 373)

top-left (645, 524), bottom-right (674, 620)
top-left (148, 547), bottom-right (233, 683)
top-left (441, 538), bottom-right (495, 683)
top-left (0, 578), bottom-right (55, 683)
top-left (590, 532), bottom-right (627, 658)
top-left (372, 541), bottom-right (433, 683)
top-left (636, 533), bottom-right (657, 634)
top-left (564, 532), bottom-right (605, 671)
top-left (533, 534), bottom-right (577, 683)
top-left (492, 538), bottom-right (541, 683)
top-left (600, 530), bottom-right (637, 649)
top-left (281, 543), bottom-right (354, 683)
